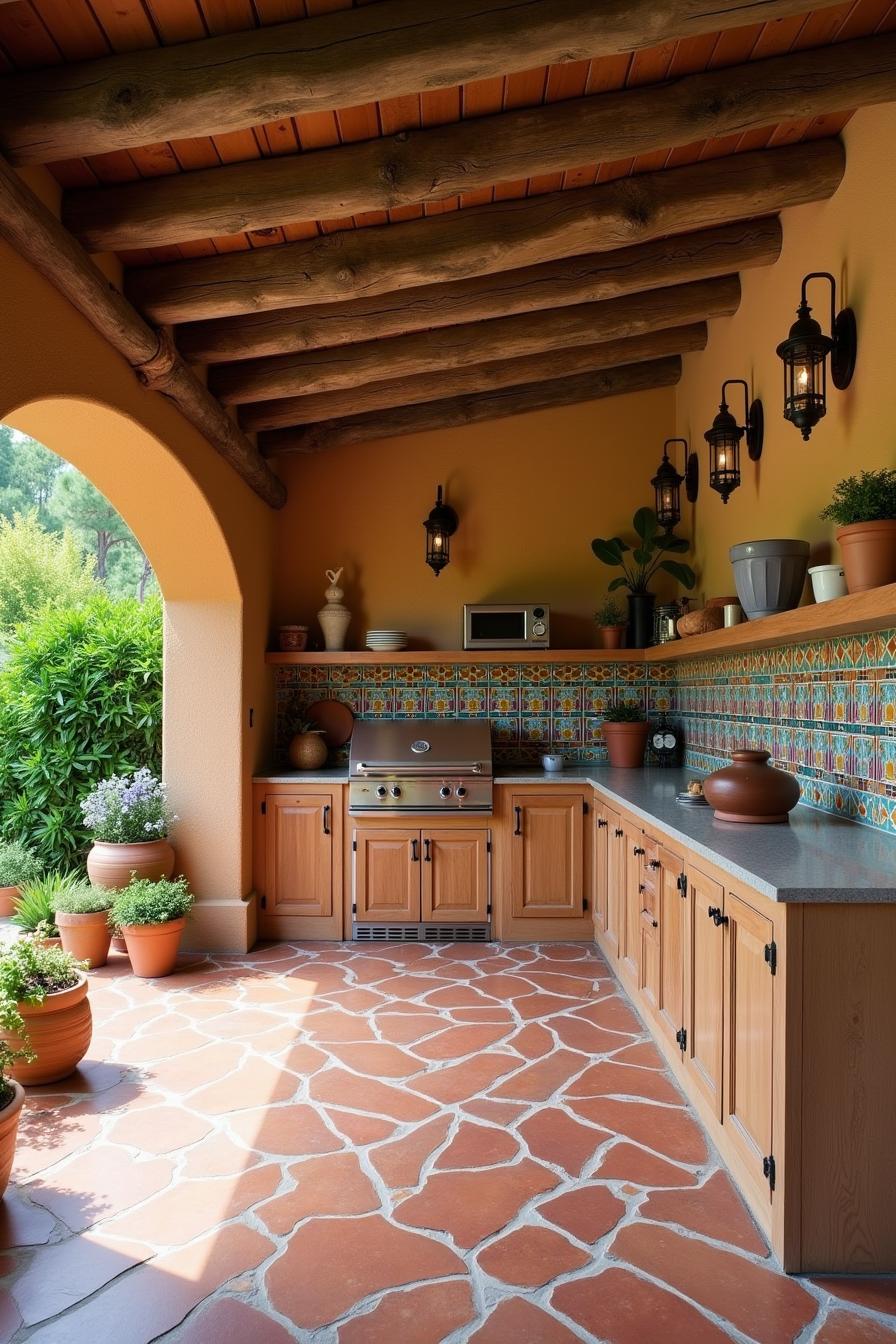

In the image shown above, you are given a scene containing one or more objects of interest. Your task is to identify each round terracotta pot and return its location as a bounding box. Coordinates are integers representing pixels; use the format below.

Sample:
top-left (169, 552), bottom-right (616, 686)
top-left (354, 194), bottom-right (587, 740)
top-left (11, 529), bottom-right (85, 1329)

top-left (120, 917), bottom-right (185, 978)
top-left (602, 721), bottom-right (650, 768)
top-left (0, 1082), bottom-right (25, 1197)
top-left (836, 520), bottom-right (896, 594)
top-left (86, 839), bottom-right (175, 891)
top-left (0, 886), bottom-right (19, 918)
top-left (56, 910), bottom-right (112, 969)
top-left (703, 749), bottom-right (800, 824)
top-left (288, 732), bottom-right (328, 770)
top-left (596, 625), bottom-right (626, 650)
top-left (4, 974), bottom-right (92, 1086)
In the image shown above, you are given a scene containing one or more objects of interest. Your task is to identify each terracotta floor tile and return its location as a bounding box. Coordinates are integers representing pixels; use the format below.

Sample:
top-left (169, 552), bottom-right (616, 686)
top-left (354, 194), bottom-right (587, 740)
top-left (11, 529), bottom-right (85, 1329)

top-left (552, 1015), bottom-right (640, 1055)
top-left (553, 1265), bottom-right (732, 1343)
top-left (373, 1011), bottom-right (447, 1044)
top-left (311, 1067), bottom-right (439, 1121)
top-left (338, 1279), bottom-right (476, 1344)
top-left (434, 1121), bottom-right (521, 1170)
top-left (519, 1107), bottom-right (611, 1177)
top-left (323, 1040), bottom-right (424, 1077)
top-left (278, 1040), bottom-right (330, 1075)
top-left (411, 1023), bottom-right (511, 1061)
top-left (175, 1298), bottom-right (296, 1344)
top-left (395, 1158), bottom-right (559, 1248)
top-left (565, 1059), bottom-right (683, 1104)
top-left (538, 1184), bottom-right (626, 1243)
top-left (424, 984), bottom-right (497, 1008)
top-left (11, 1230), bottom-right (151, 1325)
top-left (594, 1141), bottom-right (700, 1187)
top-left (462, 1099), bottom-right (530, 1126)
top-left (447, 1006), bottom-right (517, 1025)
top-left (470, 1296), bottom-right (581, 1342)
top-left (344, 957), bottom-right (401, 984)
top-left (489, 1049), bottom-right (585, 1101)
top-left (229, 1102), bottom-right (343, 1156)
top-left (264, 1214), bottom-right (465, 1329)
top-left (478, 1224), bottom-right (590, 1286)
top-left (370, 1114), bottom-right (452, 1188)
top-left (181, 1131), bottom-right (265, 1178)
top-left (812, 1279), bottom-right (896, 1319)
top-left (201, 1007), bottom-right (293, 1038)
top-left (145, 1042), bottom-right (245, 1095)
top-left (514, 993), bottom-right (581, 1020)
top-left (0, 1191), bottom-right (56, 1249)
top-left (323, 987), bottom-right (389, 1011)
top-left (115, 1026), bottom-right (211, 1064)
top-left (814, 1311), bottom-right (896, 1343)
top-left (376, 974), bottom-right (456, 1000)
top-left (189, 1055), bottom-right (301, 1113)
top-left (29, 1059), bottom-right (126, 1096)
top-left (107, 1104), bottom-right (212, 1155)
top-left (0, 1291), bottom-right (20, 1344)
top-left (27, 1146), bottom-right (175, 1233)
top-left (574, 996), bottom-right (644, 1034)
top-left (103, 1164), bottom-right (280, 1246)
top-left (522, 971), bottom-right (599, 997)
top-left (302, 1008), bottom-right (378, 1042)
top-left (569, 1097), bottom-right (707, 1166)
top-left (14, 1104), bottom-right (104, 1180)
top-left (323, 1107), bottom-right (398, 1146)
top-left (472, 974), bottom-right (539, 999)
top-left (411, 1054), bottom-right (521, 1104)
top-left (610, 1222), bottom-right (818, 1343)
top-left (259, 1152), bottom-right (379, 1233)
top-left (508, 1023), bottom-right (554, 1058)
top-left (640, 1170), bottom-right (769, 1256)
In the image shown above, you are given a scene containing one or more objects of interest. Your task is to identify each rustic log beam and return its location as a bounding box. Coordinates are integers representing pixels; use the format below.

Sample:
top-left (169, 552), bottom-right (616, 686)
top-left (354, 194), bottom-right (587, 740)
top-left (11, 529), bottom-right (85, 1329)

top-left (258, 357), bottom-right (683, 455)
top-left (178, 218), bottom-right (781, 364)
top-left (241, 323), bottom-right (706, 430)
top-left (126, 141), bottom-right (844, 324)
top-left (0, 0), bottom-right (821, 166)
top-left (219, 273), bottom-right (738, 408)
top-left (0, 154), bottom-right (285, 509)
top-left (66, 34), bottom-right (896, 254)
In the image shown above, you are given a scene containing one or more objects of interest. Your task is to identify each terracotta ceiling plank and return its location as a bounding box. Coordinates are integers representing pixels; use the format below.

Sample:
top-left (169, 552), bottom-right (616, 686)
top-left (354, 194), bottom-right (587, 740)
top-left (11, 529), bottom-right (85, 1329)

top-left (252, 0), bottom-right (306, 16)
top-left (835, 0), bottom-right (896, 37)
top-left (197, 0), bottom-right (258, 34)
top-left (86, 0), bottom-right (159, 51)
top-left (47, 158), bottom-right (98, 188)
top-left (143, 1), bottom-right (208, 43)
top-left (28, 0), bottom-right (109, 58)
top-left (0, 1), bottom-right (62, 67)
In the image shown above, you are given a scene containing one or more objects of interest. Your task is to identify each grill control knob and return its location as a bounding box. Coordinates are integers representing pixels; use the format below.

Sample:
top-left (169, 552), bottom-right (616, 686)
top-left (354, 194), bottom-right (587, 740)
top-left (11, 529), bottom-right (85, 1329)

top-left (390, 785), bottom-right (402, 798)
top-left (456, 785), bottom-right (468, 799)
top-left (439, 785), bottom-right (452, 799)
top-left (375, 785), bottom-right (388, 799)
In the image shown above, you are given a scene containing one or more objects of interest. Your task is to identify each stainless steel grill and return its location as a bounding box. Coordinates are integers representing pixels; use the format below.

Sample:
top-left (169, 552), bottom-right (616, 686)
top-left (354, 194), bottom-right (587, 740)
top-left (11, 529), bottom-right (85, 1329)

top-left (348, 719), bottom-right (493, 815)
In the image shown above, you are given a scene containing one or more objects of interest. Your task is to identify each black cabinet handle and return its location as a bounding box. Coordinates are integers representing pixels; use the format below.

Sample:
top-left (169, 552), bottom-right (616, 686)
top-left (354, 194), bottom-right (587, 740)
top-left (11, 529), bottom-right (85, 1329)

top-left (633, 845), bottom-right (645, 857)
top-left (411, 838), bottom-right (419, 862)
top-left (651, 918), bottom-right (659, 929)
top-left (707, 905), bottom-right (728, 927)
top-left (648, 859), bottom-right (661, 870)
top-left (424, 838), bottom-right (431, 862)
top-left (597, 818), bottom-right (608, 829)
top-left (514, 806), bottom-right (522, 836)
top-left (614, 828), bottom-right (624, 838)
top-left (322, 804), bottom-right (331, 836)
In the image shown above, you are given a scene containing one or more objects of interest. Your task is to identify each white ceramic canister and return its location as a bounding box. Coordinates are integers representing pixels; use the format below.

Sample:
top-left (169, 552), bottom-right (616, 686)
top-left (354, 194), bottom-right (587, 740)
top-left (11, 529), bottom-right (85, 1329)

top-left (809, 564), bottom-right (847, 603)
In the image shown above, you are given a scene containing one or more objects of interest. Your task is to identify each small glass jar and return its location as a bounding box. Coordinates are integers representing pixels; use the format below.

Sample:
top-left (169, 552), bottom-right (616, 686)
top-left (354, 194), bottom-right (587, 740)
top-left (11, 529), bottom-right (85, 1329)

top-left (653, 604), bottom-right (680, 644)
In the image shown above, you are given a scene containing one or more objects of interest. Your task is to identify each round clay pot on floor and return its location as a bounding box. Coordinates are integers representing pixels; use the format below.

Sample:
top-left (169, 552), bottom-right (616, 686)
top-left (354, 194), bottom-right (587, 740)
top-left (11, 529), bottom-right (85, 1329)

top-left (4, 974), bottom-right (92, 1086)
top-left (0, 886), bottom-right (19, 919)
top-left (602, 721), bottom-right (650, 768)
top-left (703, 750), bottom-right (801, 823)
top-left (120, 917), bottom-right (186, 978)
top-left (56, 911), bottom-right (112, 969)
top-left (0, 1082), bottom-right (25, 1197)
top-left (86, 839), bottom-right (175, 891)
top-left (836, 520), bottom-right (896, 593)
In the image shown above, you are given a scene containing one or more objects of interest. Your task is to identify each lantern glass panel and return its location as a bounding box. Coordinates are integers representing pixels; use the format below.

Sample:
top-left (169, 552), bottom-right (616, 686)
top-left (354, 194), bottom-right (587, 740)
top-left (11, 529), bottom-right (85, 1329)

top-left (709, 429), bottom-right (741, 501)
top-left (782, 337), bottom-right (828, 437)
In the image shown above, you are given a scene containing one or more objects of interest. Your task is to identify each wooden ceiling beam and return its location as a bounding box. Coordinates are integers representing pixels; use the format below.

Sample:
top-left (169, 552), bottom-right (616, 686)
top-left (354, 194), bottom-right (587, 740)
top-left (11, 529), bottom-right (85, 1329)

top-left (65, 34), bottom-right (896, 254)
top-left (240, 323), bottom-right (706, 430)
top-left (0, 0), bottom-right (822, 166)
top-left (258, 357), bottom-right (683, 456)
top-left (218, 273), bottom-right (739, 408)
top-left (126, 141), bottom-right (843, 325)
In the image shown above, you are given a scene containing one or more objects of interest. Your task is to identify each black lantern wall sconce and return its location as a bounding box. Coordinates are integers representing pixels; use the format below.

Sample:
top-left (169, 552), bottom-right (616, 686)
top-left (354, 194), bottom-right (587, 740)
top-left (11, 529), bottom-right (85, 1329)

top-left (704, 379), bottom-right (764, 505)
top-left (775, 271), bottom-right (857, 441)
top-left (423, 485), bottom-right (459, 576)
top-left (650, 438), bottom-right (699, 530)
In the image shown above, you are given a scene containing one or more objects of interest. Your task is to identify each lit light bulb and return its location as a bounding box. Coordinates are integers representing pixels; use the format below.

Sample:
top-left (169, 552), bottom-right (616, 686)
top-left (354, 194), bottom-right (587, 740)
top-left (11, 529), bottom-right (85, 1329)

top-left (718, 450), bottom-right (727, 469)
top-left (433, 534), bottom-right (443, 549)
top-left (797, 366), bottom-right (809, 392)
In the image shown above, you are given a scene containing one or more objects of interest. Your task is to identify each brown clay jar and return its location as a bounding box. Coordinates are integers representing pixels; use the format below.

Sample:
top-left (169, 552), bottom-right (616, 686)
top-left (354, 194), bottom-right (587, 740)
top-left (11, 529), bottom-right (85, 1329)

top-left (120, 917), bottom-right (186, 978)
top-left (0, 886), bottom-right (18, 919)
top-left (288, 732), bottom-right (328, 770)
top-left (56, 910), bottom-right (113, 969)
top-left (703, 749), bottom-right (800, 824)
top-left (837, 521), bottom-right (896, 593)
top-left (86, 838), bottom-right (175, 891)
top-left (5, 975), bottom-right (92, 1085)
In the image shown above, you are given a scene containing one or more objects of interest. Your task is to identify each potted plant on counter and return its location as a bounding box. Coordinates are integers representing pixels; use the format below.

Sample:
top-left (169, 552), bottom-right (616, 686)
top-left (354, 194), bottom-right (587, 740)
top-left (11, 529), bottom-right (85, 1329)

top-left (0, 935), bottom-right (91, 1086)
top-left (821, 468), bottom-right (896, 593)
top-left (82, 769), bottom-right (177, 891)
top-left (0, 843), bottom-right (42, 919)
top-left (602, 704), bottom-right (650, 768)
top-left (53, 885), bottom-right (114, 969)
top-left (109, 876), bottom-right (193, 979)
top-left (594, 596), bottom-right (627, 650)
top-left (592, 508), bottom-right (697, 648)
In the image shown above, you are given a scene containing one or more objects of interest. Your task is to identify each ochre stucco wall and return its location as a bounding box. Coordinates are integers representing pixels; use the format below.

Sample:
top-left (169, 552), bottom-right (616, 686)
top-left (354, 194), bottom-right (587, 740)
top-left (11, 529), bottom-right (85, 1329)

top-left (675, 102), bottom-right (896, 597)
top-left (272, 386), bottom-right (678, 651)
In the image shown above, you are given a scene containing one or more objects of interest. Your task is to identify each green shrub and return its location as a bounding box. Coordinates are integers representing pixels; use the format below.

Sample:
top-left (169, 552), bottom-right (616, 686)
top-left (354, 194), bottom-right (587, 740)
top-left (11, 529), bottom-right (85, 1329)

top-left (11, 871), bottom-right (86, 936)
top-left (109, 876), bottom-right (193, 929)
top-left (0, 935), bottom-right (85, 1046)
top-left (0, 592), bottom-right (162, 868)
top-left (0, 511), bottom-right (97, 633)
top-left (51, 885), bottom-right (113, 916)
top-left (603, 704), bottom-right (647, 723)
top-left (821, 469), bottom-right (896, 526)
top-left (594, 596), bottom-right (625, 627)
top-left (0, 841), bottom-right (42, 889)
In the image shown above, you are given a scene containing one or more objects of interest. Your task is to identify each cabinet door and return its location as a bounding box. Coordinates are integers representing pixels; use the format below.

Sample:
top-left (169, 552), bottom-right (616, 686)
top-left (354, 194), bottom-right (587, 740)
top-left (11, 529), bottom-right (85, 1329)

top-left (592, 803), bottom-right (609, 934)
top-left (604, 806), bottom-right (624, 960)
top-left (655, 845), bottom-right (687, 1051)
top-left (724, 890), bottom-right (776, 1209)
top-left (264, 792), bottom-right (336, 919)
top-left (621, 821), bottom-right (645, 984)
top-left (353, 829), bottom-right (421, 922)
top-left (422, 830), bottom-right (489, 922)
top-left (510, 794), bottom-right (584, 918)
top-left (685, 864), bottom-right (726, 1118)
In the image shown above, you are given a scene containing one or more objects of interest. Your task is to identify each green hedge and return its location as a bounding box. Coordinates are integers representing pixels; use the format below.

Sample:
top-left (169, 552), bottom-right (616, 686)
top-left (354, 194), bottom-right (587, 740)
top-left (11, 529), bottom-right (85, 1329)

top-left (0, 593), bottom-right (162, 868)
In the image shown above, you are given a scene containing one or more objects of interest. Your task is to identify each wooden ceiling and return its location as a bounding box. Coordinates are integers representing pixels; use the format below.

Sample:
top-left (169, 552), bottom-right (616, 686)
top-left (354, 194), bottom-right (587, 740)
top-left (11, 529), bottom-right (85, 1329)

top-left (0, 0), bottom-right (894, 503)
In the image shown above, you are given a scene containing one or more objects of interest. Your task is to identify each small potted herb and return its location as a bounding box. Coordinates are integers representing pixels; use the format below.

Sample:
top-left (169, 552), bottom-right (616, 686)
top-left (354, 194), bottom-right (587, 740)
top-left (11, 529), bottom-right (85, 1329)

top-left (821, 469), bottom-right (896, 593)
top-left (0, 935), bottom-right (90, 1086)
top-left (601, 704), bottom-right (650, 768)
top-left (592, 508), bottom-right (696, 648)
top-left (594, 596), bottom-right (627, 651)
top-left (53, 885), bottom-right (114, 969)
top-left (109, 876), bottom-right (194, 979)
top-left (287, 717), bottom-right (328, 771)
top-left (10, 871), bottom-right (86, 944)
top-left (0, 842), bottom-right (42, 918)
top-left (0, 1038), bottom-right (28, 1198)
top-left (81, 769), bottom-right (177, 891)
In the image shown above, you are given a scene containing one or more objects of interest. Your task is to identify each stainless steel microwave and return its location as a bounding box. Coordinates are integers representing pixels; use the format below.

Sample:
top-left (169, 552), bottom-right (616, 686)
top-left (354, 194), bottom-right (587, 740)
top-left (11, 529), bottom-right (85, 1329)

top-left (463, 604), bottom-right (550, 649)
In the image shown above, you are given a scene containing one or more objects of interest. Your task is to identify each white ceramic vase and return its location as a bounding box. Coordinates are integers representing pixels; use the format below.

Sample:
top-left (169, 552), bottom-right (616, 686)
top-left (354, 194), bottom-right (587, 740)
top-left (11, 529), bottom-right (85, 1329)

top-left (809, 564), bottom-right (848, 603)
top-left (318, 567), bottom-right (351, 652)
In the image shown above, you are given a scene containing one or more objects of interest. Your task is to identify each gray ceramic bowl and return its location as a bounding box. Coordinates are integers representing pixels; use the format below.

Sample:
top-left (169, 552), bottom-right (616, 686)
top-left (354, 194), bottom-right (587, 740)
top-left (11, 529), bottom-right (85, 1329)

top-left (541, 754), bottom-right (565, 772)
top-left (729, 539), bottom-right (810, 620)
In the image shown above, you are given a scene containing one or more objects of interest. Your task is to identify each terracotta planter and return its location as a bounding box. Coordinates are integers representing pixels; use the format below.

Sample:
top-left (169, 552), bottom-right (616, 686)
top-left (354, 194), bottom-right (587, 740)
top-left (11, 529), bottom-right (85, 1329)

top-left (86, 838), bottom-right (175, 891)
top-left (0, 887), bottom-right (18, 919)
top-left (120, 917), bottom-right (185, 978)
top-left (596, 625), bottom-right (626, 650)
top-left (4, 974), bottom-right (92, 1086)
top-left (602, 721), bottom-right (650, 768)
top-left (836, 520), bottom-right (896, 594)
top-left (703, 749), bottom-right (800, 824)
top-left (56, 911), bottom-right (112, 969)
top-left (288, 732), bottom-right (328, 770)
top-left (0, 1082), bottom-right (25, 1197)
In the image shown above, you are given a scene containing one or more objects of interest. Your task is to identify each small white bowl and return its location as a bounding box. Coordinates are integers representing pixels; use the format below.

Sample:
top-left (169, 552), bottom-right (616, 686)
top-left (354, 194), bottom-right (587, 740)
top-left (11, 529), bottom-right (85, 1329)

top-left (809, 564), bottom-right (847, 603)
top-left (541, 754), bottom-right (565, 773)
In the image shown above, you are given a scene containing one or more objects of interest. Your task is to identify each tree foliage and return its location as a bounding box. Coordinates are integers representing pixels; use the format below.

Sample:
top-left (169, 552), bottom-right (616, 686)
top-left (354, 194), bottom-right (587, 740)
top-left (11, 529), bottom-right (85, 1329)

top-left (0, 511), bottom-right (98, 632)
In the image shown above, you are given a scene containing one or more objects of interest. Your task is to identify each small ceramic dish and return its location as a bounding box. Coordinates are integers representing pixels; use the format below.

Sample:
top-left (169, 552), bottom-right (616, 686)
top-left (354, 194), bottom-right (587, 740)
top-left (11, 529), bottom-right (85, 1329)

top-left (541, 754), bottom-right (565, 773)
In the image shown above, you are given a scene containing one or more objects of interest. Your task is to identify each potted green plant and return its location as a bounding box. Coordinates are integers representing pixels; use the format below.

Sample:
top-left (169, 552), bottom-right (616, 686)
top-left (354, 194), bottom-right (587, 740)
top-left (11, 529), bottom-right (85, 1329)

top-left (287, 717), bottom-right (328, 770)
top-left (81, 769), bottom-right (177, 891)
top-left (10, 871), bottom-right (85, 944)
top-left (821, 469), bottom-right (896, 593)
top-left (592, 508), bottom-right (696, 648)
top-left (53, 885), bottom-right (114, 969)
top-left (594, 596), bottom-right (627, 651)
top-left (602, 704), bottom-right (650, 768)
top-left (0, 935), bottom-right (90, 1086)
top-left (0, 842), bottom-right (42, 919)
top-left (0, 1040), bottom-right (27, 1197)
top-left (109, 876), bottom-right (193, 979)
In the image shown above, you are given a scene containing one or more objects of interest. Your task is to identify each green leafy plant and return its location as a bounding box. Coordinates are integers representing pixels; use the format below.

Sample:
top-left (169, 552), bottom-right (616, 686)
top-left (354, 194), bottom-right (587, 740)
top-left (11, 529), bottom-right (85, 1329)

top-left (0, 511), bottom-right (97, 633)
top-left (603, 704), bottom-right (647, 723)
top-left (0, 841), bottom-right (42, 889)
top-left (52, 886), bottom-right (113, 916)
top-left (0, 934), bottom-right (85, 1049)
top-left (295, 718), bottom-right (325, 735)
top-left (821, 470), bottom-right (896, 526)
top-left (592, 508), bottom-right (697, 595)
top-left (0, 1039), bottom-right (27, 1106)
top-left (81, 769), bottom-right (175, 844)
top-left (594, 596), bottom-right (626, 627)
top-left (11, 871), bottom-right (86, 936)
top-left (109, 876), bottom-right (193, 930)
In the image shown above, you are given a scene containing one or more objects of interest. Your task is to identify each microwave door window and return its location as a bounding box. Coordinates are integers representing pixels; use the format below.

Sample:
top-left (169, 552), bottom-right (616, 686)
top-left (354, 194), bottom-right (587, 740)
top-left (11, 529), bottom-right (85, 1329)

top-left (471, 611), bottom-right (526, 642)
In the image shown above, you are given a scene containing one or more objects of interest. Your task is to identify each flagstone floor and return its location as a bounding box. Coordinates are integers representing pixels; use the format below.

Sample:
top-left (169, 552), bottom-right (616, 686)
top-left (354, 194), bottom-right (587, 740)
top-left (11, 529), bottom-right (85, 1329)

top-left (2, 942), bottom-right (894, 1343)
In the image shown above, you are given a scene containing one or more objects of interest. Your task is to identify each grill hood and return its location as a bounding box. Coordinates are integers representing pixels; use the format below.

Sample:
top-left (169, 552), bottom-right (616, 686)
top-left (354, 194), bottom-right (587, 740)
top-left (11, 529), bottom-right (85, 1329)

top-left (350, 719), bottom-right (492, 775)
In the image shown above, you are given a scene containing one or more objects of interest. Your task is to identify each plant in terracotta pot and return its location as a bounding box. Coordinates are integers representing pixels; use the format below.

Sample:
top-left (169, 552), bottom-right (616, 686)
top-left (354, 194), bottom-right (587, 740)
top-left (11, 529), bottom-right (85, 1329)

top-left (821, 469), bottom-right (896, 594)
top-left (53, 885), bottom-right (114, 970)
top-left (81, 769), bottom-right (177, 891)
top-left (287, 717), bottom-right (328, 771)
top-left (0, 842), bottom-right (42, 919)
top-left (602, 704), bottom-right (651, 768)
top-left (0, 935), bottom-right (90, 1086)
top-left (592, 508), bottom-right (696, 649)
top-left (0, 1039), bottom-right (28, 1197)
top-left (10, 870), bottom-right (84, 944)
top-left (594, 596), bottom-right (627, 651)
top-left (109, 876), bottom-right (193, 979)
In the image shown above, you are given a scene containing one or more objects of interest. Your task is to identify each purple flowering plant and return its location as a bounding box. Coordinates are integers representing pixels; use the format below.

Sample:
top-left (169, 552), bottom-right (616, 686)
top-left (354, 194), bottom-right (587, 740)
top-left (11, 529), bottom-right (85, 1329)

top-left (80, 768), bottom-right (177, 844)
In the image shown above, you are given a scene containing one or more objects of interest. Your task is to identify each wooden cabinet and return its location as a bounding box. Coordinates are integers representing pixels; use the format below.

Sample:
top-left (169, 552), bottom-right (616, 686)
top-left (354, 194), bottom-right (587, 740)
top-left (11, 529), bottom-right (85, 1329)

top-left (620, 819), bottom-right (645, 986)
top-left (509, 793), bottom-right (584, 919)
top-left (592, 803), bottom-right (610, 935)
top-left (653, 842), bottom-right (686, 1046)
top-left (422, 830), bottom-right (489, 923)
top-left (253, 785), bottom-right (343, 940)
top-left (685, 863), bottom-right (726, 1118)
top-left (604, 805), bottom-right (625, 961)
top-left (353, 825), bottom-right (490, 925)
top-left (354, 829), bottom-right (421, 922)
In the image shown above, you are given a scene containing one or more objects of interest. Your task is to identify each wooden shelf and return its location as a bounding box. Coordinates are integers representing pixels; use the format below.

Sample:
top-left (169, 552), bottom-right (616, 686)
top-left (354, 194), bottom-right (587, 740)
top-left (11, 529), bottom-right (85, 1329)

top-left (265, 648), bottom-right (640, 665)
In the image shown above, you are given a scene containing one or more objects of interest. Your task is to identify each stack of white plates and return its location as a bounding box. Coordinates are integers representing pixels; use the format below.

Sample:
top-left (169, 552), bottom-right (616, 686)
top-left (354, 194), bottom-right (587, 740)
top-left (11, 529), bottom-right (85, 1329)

top-left (366, 629), bottom-right (408, 652)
